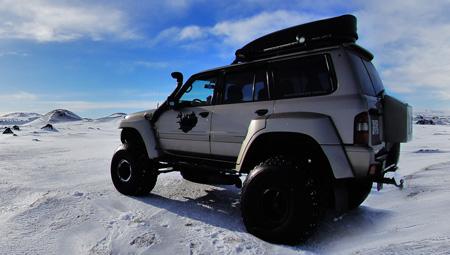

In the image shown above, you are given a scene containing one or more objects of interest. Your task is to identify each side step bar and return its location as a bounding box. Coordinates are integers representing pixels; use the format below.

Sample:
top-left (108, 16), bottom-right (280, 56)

top-left (155, 161), bottom-right (243, 188)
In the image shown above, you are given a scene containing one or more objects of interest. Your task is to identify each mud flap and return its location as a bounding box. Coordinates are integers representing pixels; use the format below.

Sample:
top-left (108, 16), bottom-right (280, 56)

top-left (333, 180), bottom-right (349, 214)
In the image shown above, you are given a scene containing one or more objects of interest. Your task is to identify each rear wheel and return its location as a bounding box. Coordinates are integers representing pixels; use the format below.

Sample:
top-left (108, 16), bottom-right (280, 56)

top-left (111, 148), bottom-right (158, 196)
top-left (240, 156), bottom-right (323, 244)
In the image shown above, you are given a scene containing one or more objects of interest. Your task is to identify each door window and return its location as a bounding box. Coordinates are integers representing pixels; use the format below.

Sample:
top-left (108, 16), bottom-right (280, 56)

top-left (222, 69), bottom-right (269, 104)
top-left (179, 76), bottom-right (216, 106)
top-left (254, 70), bottom-right (268, 101)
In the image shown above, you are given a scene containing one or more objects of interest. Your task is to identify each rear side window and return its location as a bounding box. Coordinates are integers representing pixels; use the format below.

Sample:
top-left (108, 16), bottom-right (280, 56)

top-left (363, 60), bottom-right (384, 95)
top-left (349, 53), bottom-right (385, 96)
top-left (222, 69), bottom-right (269, 104)
top-left (272, 55), bottom-right (335, 99)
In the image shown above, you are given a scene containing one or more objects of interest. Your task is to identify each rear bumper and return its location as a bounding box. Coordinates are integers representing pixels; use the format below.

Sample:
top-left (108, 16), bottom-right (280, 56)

top-left (345, 145), bottom-right (391, 178)
top-left (345, 146), bottom-right (373, 177)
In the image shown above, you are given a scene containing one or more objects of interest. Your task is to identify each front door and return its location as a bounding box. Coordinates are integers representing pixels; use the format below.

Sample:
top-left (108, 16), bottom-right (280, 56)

top-left (156, 75), bottom-right (217, 155)
top-left (211, 68), bottom-right (273, 158)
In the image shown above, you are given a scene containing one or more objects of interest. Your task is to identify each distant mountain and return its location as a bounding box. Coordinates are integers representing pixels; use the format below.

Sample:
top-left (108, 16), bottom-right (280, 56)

top-left (1, 110), bottom-right (131, 127)
top-left (414, 110), bottom-right (450, 125)
top-left (29, 109), bottom-right (82, 125)
top-left (43, 109), bottom-right (82, 123)
top-left (0, 112), bottom-right (42, 125)
top-left (108, 113), bottom-right (127, 118)
top-left (95, 113), bottom-right (127, 122)
top-left (1, 112), bottom-right (42, 118)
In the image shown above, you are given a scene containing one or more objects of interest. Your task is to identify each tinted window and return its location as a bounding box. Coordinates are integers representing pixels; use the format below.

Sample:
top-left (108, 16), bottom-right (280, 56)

top-left (254, 70), bottom-right (268, 101)
top-left (349, 54), bottom-right (385, 96)
top-left (223, 69), bottom-right (268, 104)
top-left (363, 60), bottom-right (385, 95)
top-left (349, 54), bottom-right (375, 96)
top-left (273, 55), bottom-right (335, 98)
top-left (179, 76), bottom-right (216, 106)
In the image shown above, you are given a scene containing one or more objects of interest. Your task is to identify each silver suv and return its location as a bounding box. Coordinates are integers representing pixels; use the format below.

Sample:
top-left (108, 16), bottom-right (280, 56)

top-left (110, 15), bottom-right (412, 244)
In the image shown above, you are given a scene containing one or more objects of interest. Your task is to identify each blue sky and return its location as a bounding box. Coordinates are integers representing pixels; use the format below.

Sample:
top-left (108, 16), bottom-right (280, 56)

top-left (1, 0), bottom-right (449, 118)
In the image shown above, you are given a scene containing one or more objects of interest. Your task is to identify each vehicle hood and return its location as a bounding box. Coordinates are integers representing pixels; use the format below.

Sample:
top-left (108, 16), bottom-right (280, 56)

top-left (120, 109), bottom-right (156, 124)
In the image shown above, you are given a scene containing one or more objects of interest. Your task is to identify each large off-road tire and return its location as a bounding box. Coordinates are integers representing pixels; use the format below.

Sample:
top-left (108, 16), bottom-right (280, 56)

top-left (111, 148), bottom-right (158, 196)
top-left (347, 179), bottom-right (373, 209)
top-left (240, 156), bottom-right (322, 244)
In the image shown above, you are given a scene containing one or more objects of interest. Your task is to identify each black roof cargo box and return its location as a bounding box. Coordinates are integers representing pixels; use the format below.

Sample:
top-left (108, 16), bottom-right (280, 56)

top-left (234, 14), bottom-right (358, 63)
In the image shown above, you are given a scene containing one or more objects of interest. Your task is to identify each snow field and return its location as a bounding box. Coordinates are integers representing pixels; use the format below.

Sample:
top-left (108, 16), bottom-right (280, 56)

top-left (1, 115), bottom-right (450, 254)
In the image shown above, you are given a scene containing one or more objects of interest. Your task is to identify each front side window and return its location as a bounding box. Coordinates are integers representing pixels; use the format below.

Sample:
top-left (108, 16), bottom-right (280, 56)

top-left (179, 76), bottom-right (216, 106)
top-left (223, 69), bottom-right (268, 104)
top-left (273, 55), bottom-right (335, 98)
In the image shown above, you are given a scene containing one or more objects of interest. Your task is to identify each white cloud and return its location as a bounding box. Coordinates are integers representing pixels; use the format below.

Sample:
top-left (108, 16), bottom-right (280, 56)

top-left (151, 25), bottom-right (206, 46)
top-left (211, 10), bottom-right (319, 46)
top-left (355, 0), bottom-right (450, 101)
top-left (179, 26), bottom-right (205, 40)
top-left (153, 10), bottom-right (321, 48)
top-left (0, 0), bottom-right (137, 42)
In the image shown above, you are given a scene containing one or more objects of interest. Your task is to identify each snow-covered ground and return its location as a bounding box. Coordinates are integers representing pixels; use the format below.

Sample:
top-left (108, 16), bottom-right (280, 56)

top-left (1, 112), bottom-right (450, 254)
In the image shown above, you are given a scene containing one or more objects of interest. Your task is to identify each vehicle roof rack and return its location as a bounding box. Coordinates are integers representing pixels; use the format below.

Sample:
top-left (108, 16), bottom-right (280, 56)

top-left (233, 14), bottom-right (358, 64)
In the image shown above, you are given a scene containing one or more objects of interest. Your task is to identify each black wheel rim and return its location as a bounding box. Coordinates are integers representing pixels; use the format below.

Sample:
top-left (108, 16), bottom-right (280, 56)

top-left (117, 159), bottom-right (132, 182)
top-left (261, 187), bottom-right (290, 223)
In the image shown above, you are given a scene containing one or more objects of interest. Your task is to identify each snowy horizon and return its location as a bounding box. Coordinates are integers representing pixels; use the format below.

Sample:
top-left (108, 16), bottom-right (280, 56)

top-left (2, 107), bottom-right (450, 121)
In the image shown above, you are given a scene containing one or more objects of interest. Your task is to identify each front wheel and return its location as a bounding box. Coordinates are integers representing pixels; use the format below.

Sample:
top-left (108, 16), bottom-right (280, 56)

top-left (111, 148), bottom-right (158, 196)
top-left (240, 156), bottom-right (323, 244)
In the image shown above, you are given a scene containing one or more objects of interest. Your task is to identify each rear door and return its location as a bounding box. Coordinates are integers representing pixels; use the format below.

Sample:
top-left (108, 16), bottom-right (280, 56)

top-left (210, 67), bottom-right (273, 158)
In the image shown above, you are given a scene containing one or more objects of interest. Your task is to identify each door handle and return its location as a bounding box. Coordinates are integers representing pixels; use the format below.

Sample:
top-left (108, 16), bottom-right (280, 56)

top-left (255, 109), bottom-right (268, 116)
top-left (199, 112), bottom-right (209, 118)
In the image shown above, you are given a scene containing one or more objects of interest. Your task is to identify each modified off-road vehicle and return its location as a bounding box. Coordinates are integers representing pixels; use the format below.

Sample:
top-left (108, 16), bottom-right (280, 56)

top-left (111, 15), bottom-right (412, 244)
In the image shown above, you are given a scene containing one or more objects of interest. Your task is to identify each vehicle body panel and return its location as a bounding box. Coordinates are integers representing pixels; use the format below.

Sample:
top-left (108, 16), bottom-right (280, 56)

top-left (210, 101), bottom-right (274, 157)
top-left (155, 106), bottom-right (213, 154)
top-left (235, 112), bottom-right (354, 178)
top-left (119, 110), bottom-right (160, 159)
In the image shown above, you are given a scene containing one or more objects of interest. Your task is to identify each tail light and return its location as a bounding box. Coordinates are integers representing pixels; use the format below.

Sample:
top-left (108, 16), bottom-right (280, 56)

top-left (354, 111), bottom-right (369, 145)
